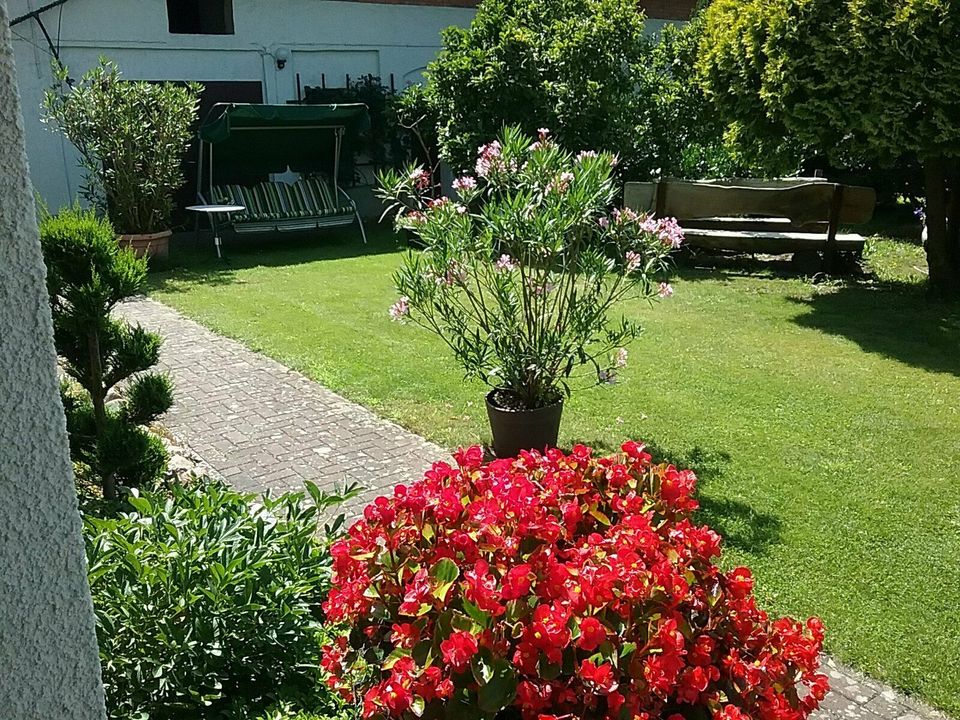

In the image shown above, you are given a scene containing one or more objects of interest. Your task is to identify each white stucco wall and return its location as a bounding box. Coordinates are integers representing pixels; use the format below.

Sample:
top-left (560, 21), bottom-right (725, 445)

top-left (0, 1), bottom-right (107, 717)
top-left (9, 0), bottom-right (477, 209)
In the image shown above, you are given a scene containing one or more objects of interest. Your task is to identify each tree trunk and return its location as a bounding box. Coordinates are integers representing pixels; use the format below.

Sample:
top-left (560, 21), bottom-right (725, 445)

top-left (87, 329), bottom-right (115, 500)
top-left (922, 156), bottom-right (960, 296)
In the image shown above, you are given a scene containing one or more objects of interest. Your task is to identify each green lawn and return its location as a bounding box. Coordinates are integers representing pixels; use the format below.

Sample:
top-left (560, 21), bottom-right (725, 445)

top-left (151, 227), bottom-right (960, 715)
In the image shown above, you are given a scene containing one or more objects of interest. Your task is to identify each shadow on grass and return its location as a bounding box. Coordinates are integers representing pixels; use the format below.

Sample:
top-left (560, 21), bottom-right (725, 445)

top-left (789, 284), bottom-right (960, 376)
top-left (568, 439), bottom-right (783, 556)
top-left (148, 224), bottom-right (402, 293)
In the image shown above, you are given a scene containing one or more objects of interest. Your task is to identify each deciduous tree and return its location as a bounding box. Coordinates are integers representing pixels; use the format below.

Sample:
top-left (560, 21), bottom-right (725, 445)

top-left (699, 0), bottom-right (960, 293)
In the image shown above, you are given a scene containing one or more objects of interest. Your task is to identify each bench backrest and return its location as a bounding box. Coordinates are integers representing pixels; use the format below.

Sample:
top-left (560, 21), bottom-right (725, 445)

top-left (624, 180), bottom-right (875, 228)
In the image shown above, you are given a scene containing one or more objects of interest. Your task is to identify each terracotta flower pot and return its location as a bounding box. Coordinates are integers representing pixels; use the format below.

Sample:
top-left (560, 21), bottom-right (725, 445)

top-left (119, 229), bottom-right (171, 259)
top-left (485, 389), bottom-right (564, 459)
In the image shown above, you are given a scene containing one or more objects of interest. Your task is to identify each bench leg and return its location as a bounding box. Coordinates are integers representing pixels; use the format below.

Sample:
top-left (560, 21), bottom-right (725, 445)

top-left (356, 210), bottom-right (368, 244)
top-left (823, 247), bottom-right (840, 274)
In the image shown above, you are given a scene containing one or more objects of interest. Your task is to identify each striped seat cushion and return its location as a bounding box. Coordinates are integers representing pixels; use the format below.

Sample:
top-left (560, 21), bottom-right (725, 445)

top-left (210, 176), bottom-right (354, 226)
top-left (294, 176), bottom-right (355, 217)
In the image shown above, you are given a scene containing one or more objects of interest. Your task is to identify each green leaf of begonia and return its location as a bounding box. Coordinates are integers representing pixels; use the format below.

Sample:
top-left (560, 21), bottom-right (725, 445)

top-left (477, 656), bottom-right (517, 714)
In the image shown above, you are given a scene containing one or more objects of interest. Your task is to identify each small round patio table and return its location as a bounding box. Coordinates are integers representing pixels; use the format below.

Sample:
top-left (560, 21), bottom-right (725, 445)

top-left (186, 204), bottom-right (245, 258)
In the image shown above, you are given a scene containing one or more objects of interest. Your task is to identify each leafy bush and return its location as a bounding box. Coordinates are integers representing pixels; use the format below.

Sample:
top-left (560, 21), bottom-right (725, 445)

top-left (378, 127), bottom-right (680, 410)
top-left (85, 479), bottom-right (355, 719)
top-left (43, 58), bottom-right (200, 234)
top-left (321, 443), bottom-right (829, 720)
top-left (632, 17), bottom-right (748, 180)
top-left (40, 207), bottom-right (172, 498)
top-left (423, 0), bottom-right (649, 175)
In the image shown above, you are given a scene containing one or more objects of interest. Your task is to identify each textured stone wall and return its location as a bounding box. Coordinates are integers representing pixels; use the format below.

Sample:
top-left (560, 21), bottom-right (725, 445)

top-left (0, 1), bottom-right (107, 717)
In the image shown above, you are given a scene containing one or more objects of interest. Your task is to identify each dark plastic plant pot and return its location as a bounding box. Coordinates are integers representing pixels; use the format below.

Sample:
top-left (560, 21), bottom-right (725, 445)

top-left (485, 390), bottom-right (564, 459)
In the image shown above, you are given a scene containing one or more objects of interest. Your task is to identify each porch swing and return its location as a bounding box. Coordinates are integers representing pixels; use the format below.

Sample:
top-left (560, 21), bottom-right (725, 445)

top-left (196, 102), bottom-right (370, 242)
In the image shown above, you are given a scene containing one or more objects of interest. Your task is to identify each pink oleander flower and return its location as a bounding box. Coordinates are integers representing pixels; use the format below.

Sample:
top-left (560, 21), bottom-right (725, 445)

top-left (657, 217), bottom-right (685, 249)
top-left (496, 254), bottom-right (518, 272)
top-left (401, 210), bottom-right (426, 227)
top-left (598, 216), bottom-right (610, 229)
top-left (453, 175), bottom-right (477, 192)
top-left (388, 296), bottom-right (410, 320)
top-left (625, 251), bottom-right (643, 273)
top-left (658, 282), bottom-right (674, 298)
top-left (538, 127), bottom-right (550, 140)
top-left (614, 348), bottom-right (628, 369)
top-left (409, 168), bottom-right (431, 191)
top-left (577, 150), bottom-right (598, 161)
top-left (427, 197), bottom-right (450, 210)
top-left (547, 171), bottom-right (575, 195)
top-left (443, 261), bottom-right (467, 286)
top-left (476, 141), bottom-right (503, 178)
top-left (526, 277), bottom-right (555, 296)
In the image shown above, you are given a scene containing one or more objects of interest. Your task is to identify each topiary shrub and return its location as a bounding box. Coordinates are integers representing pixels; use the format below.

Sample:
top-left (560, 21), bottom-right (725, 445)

top-left (321, 443), bottom-right (829, 720)
top-left (40, 206), bottom-right (173, 498)
top-left (85, 478), bottom-right (356, 720)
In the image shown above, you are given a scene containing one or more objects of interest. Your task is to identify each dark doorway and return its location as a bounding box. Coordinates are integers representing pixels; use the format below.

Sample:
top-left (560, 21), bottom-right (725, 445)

top-left (173, 80), bottom-right (263, 227)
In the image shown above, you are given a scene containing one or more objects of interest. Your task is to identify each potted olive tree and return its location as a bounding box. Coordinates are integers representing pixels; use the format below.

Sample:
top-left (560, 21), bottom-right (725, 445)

top-left (43, 59), bottom-right (201, 259)
top-left (378, 127), bottom-right (682, 457)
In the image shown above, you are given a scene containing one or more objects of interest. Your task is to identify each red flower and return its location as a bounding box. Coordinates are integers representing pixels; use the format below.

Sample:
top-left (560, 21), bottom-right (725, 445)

top-left (322, 442), bottom-right (828, 720)
top-left (398, 569), bottom-right (432, 616)
top-left (580, 660), bottom-right (618, 694)
top-left (454, 445), bottom-right (484, 470)
top-left (726, 567), bottom-right (754, 599)
top-left (464, 559), bottom-right (504, 615)
top-left (660, 466), bottom-right (699, 511)
top-left (502, 564), bottom-right (534, 600)
top-left (689, 635), bottom-right (716, 667)
top-left (714, 706), bottom-right (749, 720)
top-left (607, 691), bottom-right (625, 718)
top-left (677, 665), bottom-right (717, 704)
top-left (577, 616), bottom-right (608, 652)
top-left (441, 630), bottom-right (478, 671)
top-left (391, 623), bottom-right (419, 649)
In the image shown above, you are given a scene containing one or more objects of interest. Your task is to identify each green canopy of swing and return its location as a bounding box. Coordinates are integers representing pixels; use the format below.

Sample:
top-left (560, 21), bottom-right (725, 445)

top-left (198, 103), bottom-right (370, 178)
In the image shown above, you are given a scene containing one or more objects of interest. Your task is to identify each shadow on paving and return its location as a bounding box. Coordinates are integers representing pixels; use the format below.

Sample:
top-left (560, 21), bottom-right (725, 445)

top-left (789, 284), bottom-right (960, 377)
top-left (568, 439), bottom-right (783, 556)
top-left (147, 225), bottom-right (402, 293)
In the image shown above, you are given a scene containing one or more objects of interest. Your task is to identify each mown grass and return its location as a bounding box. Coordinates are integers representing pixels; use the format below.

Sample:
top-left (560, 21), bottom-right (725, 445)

top-left (151, 228), bottom-right (960, 715)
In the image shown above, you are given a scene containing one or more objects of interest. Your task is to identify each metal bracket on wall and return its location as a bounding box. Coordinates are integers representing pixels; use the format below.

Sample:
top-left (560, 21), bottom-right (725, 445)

top-left (10, 0), bottom-right (72, 71)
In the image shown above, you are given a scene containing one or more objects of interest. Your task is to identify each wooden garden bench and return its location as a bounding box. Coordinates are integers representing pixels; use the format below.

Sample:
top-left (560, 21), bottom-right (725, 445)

top-left (623, 179), bottom-right (876, 269)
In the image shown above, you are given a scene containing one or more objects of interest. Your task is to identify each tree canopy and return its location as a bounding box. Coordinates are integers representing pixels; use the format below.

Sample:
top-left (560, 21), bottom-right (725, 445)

top-left (426, 0), bottom-right (649, 173)
top-left (698, 0), bottom-right (960, 292)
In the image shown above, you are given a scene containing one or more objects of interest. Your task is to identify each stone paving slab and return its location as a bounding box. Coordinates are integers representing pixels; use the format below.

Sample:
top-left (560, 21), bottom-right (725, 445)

top-left (118, 296), bottom-right (950, 720)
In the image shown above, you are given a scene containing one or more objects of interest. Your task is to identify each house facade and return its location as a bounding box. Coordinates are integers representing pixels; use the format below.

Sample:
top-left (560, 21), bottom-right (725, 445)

top-left (10, 0), bottom-right (695, 211)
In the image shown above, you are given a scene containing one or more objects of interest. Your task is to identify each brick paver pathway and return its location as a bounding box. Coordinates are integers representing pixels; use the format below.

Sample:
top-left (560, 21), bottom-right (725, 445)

top-left (120, 296), bottom-right (948, 720)
top-left (118, 297), bottom-right (443, 516)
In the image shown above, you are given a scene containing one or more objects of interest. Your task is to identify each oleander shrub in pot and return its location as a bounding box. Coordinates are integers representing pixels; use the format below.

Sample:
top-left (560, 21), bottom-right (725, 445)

top-left (320, 443), bottom-right (829, 720)
top-left (377, 127), bottom-right (682, 456)
top-left (85, 478), bottom-right (356, 719)
top-left (43, 58), bottom-right (201, 257)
